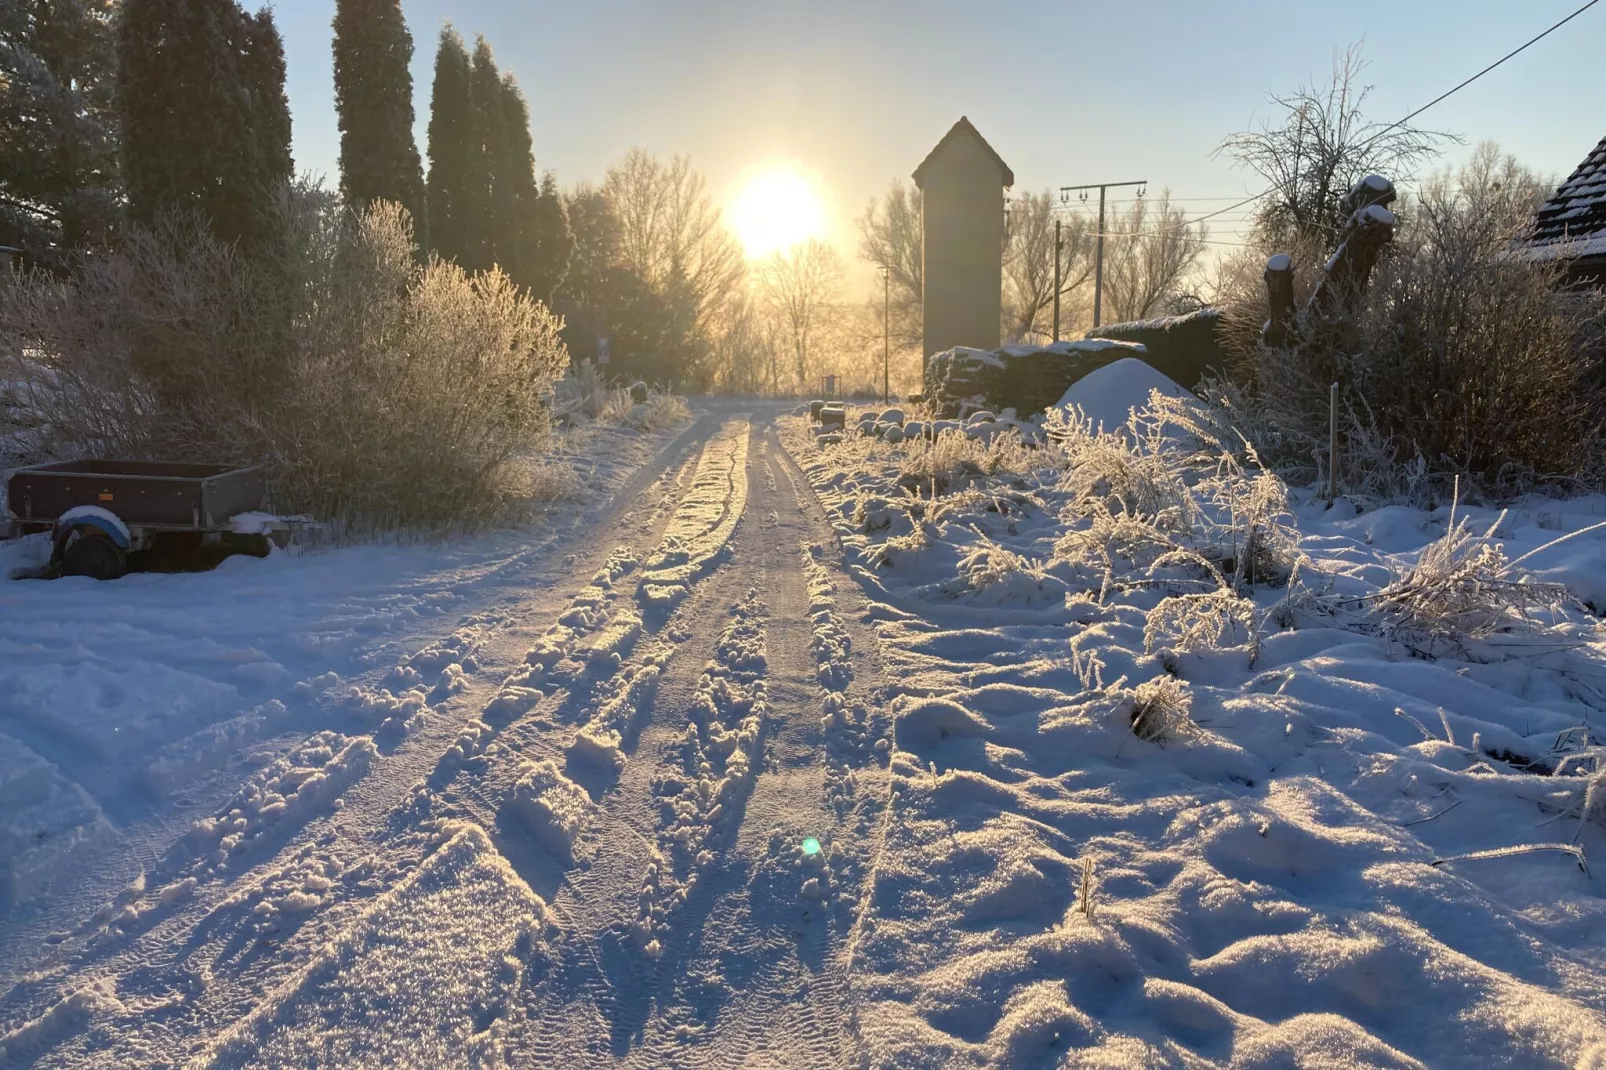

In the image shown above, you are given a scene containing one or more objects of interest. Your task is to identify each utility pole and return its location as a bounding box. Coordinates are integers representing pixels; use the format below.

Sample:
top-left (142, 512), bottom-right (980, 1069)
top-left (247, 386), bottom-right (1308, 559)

top-left (882, 266), bottom-right (890, 405)
top-left (1052, 219), bottom-right (1061, 343)
top-left (1059, 179), bottom-right (1145, 329)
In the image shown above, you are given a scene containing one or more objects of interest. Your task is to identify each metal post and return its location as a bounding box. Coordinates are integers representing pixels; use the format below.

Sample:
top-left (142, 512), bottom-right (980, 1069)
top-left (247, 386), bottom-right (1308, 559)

top-left (1093, 186), bottom-right (1106, 330)
top-left (883, 267), bottom-right (890, 405)
top-left (1053, 219), bottom-right (1062, 342)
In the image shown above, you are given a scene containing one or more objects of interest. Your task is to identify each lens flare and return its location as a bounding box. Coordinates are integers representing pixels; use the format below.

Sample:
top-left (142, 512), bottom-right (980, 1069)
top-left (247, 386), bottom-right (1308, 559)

top-left (802, 836), bottom-right (821, 856)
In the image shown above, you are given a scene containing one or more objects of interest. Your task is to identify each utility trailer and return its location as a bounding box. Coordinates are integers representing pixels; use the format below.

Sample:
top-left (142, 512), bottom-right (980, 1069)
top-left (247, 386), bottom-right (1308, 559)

top-left (2, 459), bottom-right (300, 579)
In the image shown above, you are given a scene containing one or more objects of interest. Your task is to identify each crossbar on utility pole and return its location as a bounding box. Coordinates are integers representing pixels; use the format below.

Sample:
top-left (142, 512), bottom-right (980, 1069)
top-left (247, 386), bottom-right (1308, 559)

top-left (1059, 179), bottom-right (1146, 330)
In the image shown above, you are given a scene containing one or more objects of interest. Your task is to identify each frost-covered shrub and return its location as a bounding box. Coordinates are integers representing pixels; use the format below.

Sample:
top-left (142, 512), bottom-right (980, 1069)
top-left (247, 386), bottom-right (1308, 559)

top-left (898, 426), bottom-right (1041, 495)
top-left (1127, 675), bottom-right (1195, 744)
top-left (0, 194), bottom-right (571, 529)
top-left (1047, 406), bottom-right (1193, 527)
top-left (623, 392), bottom-right (692, 432)
top-left (1218, 180), bottom-right (1606, 499)
top-left (1363, 500), bottom-right (1575, 656)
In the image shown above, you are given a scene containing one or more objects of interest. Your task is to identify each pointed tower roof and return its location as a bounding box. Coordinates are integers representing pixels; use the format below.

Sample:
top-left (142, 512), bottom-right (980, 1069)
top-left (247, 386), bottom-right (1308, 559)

top-left (912, 116), bottom-right (1014, 190)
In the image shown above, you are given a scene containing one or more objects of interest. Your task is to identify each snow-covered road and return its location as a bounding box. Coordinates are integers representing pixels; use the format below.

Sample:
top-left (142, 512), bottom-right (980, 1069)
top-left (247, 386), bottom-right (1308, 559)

top-left (0, 405), bottom-right (899, 1067)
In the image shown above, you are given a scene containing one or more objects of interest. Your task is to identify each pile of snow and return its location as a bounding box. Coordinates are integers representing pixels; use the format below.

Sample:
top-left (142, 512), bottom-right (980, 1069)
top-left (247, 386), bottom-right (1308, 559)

top-left (1051, 356), bottom-right (1194, 430)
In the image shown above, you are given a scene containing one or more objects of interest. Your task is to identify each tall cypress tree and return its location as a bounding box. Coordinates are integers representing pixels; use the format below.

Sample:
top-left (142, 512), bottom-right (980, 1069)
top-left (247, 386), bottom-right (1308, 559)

top-left (0, 0), bottom-right (120, 271)
top-left (119, 0), bottom-right (292, 252)
top-left (238, 9), bottom-right (293, 233)
top-left (494, 75), bottom-right (539, 287)
top-left (460, 36), bottom-right (505, 275)
top-left (425, 26), bottom-right (472, 265)
top-left (527, 171), bottom-right (574, 304)
top-left (331, 0), bottom-right (425, 238)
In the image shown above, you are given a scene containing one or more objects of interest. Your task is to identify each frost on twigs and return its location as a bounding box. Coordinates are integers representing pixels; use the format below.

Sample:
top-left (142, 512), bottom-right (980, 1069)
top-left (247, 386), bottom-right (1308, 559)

top-left (1342, 491), bottom-right (1591, 660)
top-left (1126, 676), bottom-right (1197, 745)
top-left (1075, 855), bottom-right (1098, 923)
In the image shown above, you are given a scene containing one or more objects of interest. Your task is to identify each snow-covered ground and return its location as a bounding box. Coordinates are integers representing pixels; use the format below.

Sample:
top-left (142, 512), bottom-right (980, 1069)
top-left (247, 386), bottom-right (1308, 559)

top-left (5, 385), bottom-right (1606, 1068)
top-left (785, 383), bottom-right (1606, 1067)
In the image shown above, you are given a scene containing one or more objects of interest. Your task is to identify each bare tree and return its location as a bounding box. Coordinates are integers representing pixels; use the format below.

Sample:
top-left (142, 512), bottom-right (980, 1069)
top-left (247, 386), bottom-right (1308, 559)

top-left (856, 181), bottom-right (922, 350)
top-left (1100, 190), bottom-right (1209, 323)
top-left (1217, 43), bottom-right (1455, 249)
top-left (707, 293), bottom-right (777, 395)
top-left (1002, 190), bottom-right (1095, 343)
top-left (755, 238), bottom-right (845, 392)
top-left (1416, 140), bottom-right (1550, 249)
top-left (602, 149), bottom-right (744, 350)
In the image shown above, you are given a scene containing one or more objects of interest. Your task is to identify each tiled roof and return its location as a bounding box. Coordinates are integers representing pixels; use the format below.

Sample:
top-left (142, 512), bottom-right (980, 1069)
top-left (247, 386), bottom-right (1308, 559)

top-left (1527, 133), bottom-right (1606, 261)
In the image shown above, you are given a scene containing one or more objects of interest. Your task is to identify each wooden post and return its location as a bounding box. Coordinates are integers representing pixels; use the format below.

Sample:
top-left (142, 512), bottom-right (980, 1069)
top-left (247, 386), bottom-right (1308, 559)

top-left (1309, 175), bottom-right (1397, 322)
top-left (1263, 253), bottom-right (1295, 347)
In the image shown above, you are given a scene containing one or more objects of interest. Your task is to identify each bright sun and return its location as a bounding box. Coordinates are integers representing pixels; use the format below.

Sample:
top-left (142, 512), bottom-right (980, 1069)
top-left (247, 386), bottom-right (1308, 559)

top-left (730, 168), bottom-right (825, 259)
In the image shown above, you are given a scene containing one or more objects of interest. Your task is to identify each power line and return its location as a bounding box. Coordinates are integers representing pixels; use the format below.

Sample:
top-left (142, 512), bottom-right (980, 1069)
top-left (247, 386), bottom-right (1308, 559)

top-left (1359, 0), bottom-right (1603, 151)
top-left (1090, 0), bottom-right (1603, 240)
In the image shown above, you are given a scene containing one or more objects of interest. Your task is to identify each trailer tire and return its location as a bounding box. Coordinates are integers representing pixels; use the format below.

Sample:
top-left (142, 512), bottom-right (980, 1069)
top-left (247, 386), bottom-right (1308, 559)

top-left (57, 526), bottom-right (127, 580)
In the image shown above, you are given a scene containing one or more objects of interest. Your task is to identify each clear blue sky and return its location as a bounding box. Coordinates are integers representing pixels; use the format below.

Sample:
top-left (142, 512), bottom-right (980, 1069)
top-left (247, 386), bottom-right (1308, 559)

top-left (279, 0), bottom-right (1606, 280)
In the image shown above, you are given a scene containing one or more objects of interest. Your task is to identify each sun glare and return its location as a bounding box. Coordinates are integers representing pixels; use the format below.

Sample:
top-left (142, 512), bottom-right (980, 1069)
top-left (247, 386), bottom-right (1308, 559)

top-left (730, 168), bottom-right (825, 259)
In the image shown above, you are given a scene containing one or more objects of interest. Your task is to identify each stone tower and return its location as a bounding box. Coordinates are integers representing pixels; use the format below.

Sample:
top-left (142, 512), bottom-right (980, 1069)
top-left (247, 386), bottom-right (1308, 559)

top-left (912, 117), bottom-right (1013, 375)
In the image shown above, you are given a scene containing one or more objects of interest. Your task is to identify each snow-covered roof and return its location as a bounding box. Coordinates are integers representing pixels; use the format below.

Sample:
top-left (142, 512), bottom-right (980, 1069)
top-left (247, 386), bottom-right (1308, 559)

top-left (1524, 133), bottom-right (1606, 263)
top-left (996, 338), bottom-right (1146, 358)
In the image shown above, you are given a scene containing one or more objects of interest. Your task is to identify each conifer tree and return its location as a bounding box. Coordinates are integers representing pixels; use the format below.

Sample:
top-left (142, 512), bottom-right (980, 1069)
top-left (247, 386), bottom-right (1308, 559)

top-left (526, 171), bottom-right (574, 303)
top-left (425, 27), bottom-right (472, 264)
top-left (460, 36), bottom-right (505, 275)
top-left (332, 0), bottom-right (425, 237)
top-left (493, 75), bottom-right (539, 287)
top-left (119, 0), bottom-right (293, 252)
top-left (0, 0), bottom-right (120, 271)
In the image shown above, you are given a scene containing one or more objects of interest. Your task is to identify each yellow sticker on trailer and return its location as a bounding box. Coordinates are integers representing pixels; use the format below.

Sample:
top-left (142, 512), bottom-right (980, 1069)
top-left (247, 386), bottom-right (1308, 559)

top-left (98, 492), bottom-right (113, 501)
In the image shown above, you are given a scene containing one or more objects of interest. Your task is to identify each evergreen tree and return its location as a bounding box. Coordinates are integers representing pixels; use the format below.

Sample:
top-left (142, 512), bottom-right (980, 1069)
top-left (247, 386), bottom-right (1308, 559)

top-left (425, 26), bottom-right (472, 264)
top-left (119, 0), bottom-right (293, 252)
top-left (0, 0), bottom-right (120, 271)
top-left (527, 171), bottom-right (573, 303)
top-left (331, 0), bottom-right (425, 237)
top-left (492, 75), bottom-right (539, 290)
top-left (460, 36), bottom-right (505, 275)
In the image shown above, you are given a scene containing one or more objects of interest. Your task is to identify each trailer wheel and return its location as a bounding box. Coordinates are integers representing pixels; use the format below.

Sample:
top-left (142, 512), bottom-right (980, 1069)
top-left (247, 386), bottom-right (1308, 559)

top-left (57, 526), bottom-right (128, 580)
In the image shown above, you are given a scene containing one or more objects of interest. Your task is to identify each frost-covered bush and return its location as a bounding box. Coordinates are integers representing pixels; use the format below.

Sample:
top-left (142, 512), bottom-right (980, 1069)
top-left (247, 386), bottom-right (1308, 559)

top-left (623, 392), bottom-right (692, 432)
top-left (898, 426), bottom-right (1041, 495)
top-left (0, 194), bottom-right (571, 528)
top-left (1216, 171), bottom-right (1606, 499)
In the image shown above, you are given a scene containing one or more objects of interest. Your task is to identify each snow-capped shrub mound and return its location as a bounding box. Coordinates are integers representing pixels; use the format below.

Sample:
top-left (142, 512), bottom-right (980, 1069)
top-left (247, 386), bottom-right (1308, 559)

top-left (895, 697), bottom-right (991, 752)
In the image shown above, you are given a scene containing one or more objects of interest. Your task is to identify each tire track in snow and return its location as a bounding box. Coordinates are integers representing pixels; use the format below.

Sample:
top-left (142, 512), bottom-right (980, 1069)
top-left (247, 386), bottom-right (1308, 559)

top-left (509, 416), bottom-right (893, 1068)
top-left (0, 415), bottom-right (723, 1066)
